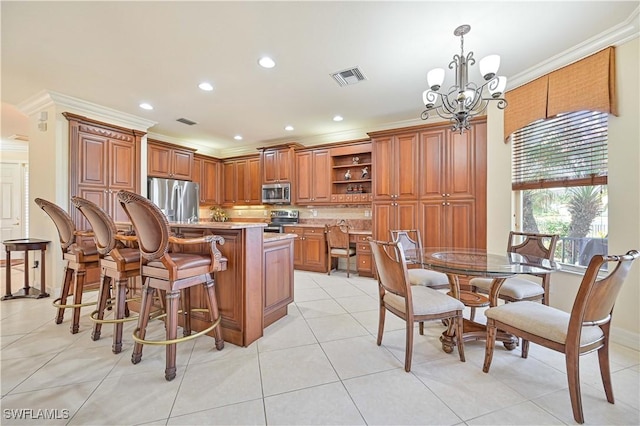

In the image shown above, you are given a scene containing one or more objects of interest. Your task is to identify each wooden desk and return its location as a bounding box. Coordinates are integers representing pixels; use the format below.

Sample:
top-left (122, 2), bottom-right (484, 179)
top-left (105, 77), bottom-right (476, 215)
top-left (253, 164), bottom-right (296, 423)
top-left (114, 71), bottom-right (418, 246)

top-left (2, 238), bottom-right (50, 300)
top-left (409, 248), bottom-right (559, 353)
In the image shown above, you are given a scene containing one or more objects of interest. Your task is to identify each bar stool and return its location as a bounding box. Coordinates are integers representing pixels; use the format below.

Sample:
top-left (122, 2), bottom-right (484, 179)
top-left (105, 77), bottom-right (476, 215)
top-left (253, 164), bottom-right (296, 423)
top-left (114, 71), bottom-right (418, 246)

top-left (117, 190), bottom-right (227, 381)
top-left (34, 198), bottom-right (100, 334)
top-left (71, 196), bottom-right (143, 353)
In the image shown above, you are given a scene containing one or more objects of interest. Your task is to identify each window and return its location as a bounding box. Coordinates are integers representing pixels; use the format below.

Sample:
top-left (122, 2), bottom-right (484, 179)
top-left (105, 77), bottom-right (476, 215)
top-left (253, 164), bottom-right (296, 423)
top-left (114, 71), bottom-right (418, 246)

top-left (512, 110), bottom-right (608, 268)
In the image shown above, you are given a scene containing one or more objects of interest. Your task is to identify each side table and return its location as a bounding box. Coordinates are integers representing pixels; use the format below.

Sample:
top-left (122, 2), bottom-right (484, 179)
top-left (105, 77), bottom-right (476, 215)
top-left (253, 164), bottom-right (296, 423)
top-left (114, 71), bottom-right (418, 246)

top-left (2, 238), bottom-right (50, 300)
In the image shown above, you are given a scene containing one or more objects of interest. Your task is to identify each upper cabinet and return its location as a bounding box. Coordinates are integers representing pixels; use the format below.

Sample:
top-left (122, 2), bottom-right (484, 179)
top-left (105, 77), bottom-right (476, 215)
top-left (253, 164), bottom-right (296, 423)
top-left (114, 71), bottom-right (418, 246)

top-left (222, 155), bottom-right (261, 206)
top-left (193, 154), bottom-right (222, 206)
top-left (372, 132), bottom-right (419, 201)
top-left (295, 149), bottom-right (331, 205)
top-left (261, 145), bottom-right (296, 183)
top-left (147, 139), bottom-right (196, 180)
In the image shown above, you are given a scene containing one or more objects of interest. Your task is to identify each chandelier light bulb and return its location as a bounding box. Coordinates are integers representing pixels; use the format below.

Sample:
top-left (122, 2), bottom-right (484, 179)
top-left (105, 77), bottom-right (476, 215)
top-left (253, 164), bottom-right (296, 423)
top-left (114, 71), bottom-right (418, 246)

top-left (489, 76), bottom-right (508, 98)
top-left (427, 68), bottom-right (445, 91)
top-left (479, 55), bottom-right (500, 81)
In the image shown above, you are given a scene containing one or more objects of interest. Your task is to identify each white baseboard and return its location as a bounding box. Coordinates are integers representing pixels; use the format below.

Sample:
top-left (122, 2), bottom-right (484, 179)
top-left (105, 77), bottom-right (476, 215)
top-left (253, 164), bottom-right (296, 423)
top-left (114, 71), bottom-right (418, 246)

top-left (612, 326), bottom-right (640, 351)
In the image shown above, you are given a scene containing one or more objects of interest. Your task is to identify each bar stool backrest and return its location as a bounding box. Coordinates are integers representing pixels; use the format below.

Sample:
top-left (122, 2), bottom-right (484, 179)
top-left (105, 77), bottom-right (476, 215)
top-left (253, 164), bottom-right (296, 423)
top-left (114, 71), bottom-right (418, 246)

top-left (116, 190), bottom-right (170, 261)
top-left (34, 198), bottom-right (76, 253)
top-left (70, 197), bottom-right (118, 256)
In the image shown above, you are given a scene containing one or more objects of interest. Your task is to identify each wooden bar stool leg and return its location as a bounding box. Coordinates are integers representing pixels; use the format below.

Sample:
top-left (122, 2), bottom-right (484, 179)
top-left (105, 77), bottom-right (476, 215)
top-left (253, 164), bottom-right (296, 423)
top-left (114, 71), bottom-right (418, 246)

top-left (112, 277), bottom-right (128, 354)
top-left (71, 268), bottom-right (86, 334)
top-left (164, 290), bottom-right (180, 381)
top-left (204, 278), bottom-right (224, 350)
top-left (92, 274), bottom-right (111, 341)
top-left (56, 265), bottom-right (74, 324)
top-left (132, 284), bottom-right (155, 364)
top-left (181, 287), bottom-right (192, 337)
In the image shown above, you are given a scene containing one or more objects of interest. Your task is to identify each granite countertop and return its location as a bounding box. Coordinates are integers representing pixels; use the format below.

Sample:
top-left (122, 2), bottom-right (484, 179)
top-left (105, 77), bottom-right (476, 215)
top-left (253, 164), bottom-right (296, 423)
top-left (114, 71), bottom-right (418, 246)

top-left (282, 223), bottom-right (371, 233)
top-left (263, 233), bottom-right (298, 242)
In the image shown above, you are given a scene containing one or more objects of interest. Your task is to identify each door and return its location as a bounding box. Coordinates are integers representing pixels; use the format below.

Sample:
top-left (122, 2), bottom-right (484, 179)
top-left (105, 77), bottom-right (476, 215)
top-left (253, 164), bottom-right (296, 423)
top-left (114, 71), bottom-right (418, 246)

top-left (0, 163), bottom-right (24, 259)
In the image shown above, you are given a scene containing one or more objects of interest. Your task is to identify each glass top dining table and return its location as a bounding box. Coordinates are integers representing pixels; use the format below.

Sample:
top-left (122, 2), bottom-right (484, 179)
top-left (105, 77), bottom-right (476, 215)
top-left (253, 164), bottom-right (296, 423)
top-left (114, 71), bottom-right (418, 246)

top-left (404, 248), bottom-right (560, 353)
top-left (406, 248), bottom-right (559, 278)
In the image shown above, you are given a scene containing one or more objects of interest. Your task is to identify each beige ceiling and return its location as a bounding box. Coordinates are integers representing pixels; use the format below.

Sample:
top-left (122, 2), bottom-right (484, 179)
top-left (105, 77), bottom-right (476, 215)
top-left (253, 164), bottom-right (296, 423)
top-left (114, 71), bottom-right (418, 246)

top-left (2, 1), bottom-right (638, 157)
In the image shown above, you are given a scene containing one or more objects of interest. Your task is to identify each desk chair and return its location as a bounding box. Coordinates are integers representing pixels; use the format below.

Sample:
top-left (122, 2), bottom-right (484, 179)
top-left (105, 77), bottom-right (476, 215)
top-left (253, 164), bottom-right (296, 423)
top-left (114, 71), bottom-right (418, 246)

top-left (117, 190), bottom-right (227, 381)
top-left (483, 250), bottom-right (639, 424)
top-left (326, 223), bottom-right (356, 277)
top-left (71, 196), bottom-right (141, 354)
top-left (369, 238), bottom-right (465, 372)
top-left (35, 198), bottom-right (100, 334)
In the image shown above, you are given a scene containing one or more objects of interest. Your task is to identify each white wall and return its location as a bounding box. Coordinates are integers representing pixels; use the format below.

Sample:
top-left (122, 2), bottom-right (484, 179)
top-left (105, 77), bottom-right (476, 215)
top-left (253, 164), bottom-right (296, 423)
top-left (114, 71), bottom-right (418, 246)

top-left (486, 37), bottom-right (640, 349)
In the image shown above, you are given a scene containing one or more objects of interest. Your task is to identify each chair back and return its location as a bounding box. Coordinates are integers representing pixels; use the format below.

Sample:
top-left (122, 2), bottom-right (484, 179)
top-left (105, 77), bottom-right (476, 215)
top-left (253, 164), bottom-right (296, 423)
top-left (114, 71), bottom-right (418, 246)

top-left (508, 231), bottom-right (558, 260)
top-left (390, 229), bottom-right (423, 264)
top-left (326, 224), bottom-right (350, 250)
top-left (71, 196), bottom-right (118, 256)
top-left (369, 239), bottom-right (411, 299)
top-left (117, 190), bottom-right (170, 261)
top-left (570, 250), bottom-right (639, 337)
top-left (34, 198), bottom-right (76, 252)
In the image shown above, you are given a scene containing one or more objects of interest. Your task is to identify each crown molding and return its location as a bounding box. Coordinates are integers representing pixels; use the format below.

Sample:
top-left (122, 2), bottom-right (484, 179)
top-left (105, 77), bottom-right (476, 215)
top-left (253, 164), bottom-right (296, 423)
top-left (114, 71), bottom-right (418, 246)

top-left (17, 90), bottom-right (157, 132)
top-left (508, 6), bottom-right (640, 90)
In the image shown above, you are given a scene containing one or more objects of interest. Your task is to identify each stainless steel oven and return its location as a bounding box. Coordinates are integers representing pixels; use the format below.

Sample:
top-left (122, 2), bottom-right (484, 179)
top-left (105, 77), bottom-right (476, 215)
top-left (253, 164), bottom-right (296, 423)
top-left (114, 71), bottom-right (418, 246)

top-left (265, 209), bottom-right (299, 233)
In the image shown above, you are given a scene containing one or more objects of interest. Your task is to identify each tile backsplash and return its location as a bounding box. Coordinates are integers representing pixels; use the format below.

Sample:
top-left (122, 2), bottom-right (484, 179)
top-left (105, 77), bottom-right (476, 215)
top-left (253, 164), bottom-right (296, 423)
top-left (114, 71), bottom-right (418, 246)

top-left (199, 205), bottom-right (372, 229)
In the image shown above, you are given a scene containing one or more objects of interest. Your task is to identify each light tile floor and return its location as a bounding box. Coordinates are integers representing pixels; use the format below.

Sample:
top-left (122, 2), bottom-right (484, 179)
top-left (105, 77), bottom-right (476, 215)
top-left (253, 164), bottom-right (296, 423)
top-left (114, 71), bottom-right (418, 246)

top-left (1, 267), bottom-right (639, 425)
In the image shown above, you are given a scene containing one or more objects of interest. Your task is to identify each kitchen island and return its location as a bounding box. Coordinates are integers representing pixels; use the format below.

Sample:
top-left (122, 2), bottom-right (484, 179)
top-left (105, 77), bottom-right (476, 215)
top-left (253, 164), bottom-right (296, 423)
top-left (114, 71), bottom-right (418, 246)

top-left (165, 222), bottom-right (295, 347)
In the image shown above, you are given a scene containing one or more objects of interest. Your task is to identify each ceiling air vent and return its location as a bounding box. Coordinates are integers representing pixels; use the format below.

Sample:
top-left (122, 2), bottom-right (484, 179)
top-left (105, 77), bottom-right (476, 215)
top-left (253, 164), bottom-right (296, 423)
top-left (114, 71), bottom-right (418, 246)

top-left (331, 67), bottom-right (367, 87)
top-left (176, 117), bottom-right (198, 126)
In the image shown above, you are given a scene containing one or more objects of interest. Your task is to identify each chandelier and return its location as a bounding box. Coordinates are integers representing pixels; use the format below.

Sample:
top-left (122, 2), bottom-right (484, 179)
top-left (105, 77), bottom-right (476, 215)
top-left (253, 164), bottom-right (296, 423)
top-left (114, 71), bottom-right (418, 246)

top-left (421, 24), bottom-right (507, 132)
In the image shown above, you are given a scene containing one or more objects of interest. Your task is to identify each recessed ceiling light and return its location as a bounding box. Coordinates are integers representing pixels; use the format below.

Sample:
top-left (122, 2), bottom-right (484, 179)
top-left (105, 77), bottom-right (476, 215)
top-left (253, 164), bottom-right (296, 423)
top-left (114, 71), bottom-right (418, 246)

top-left (258, 56), bottom-right (276, 69)
top-left (284, 125), bottom-right (294, 131)
top-left (198, 82), bottom-right (214, 91)
top-left (333, 115), bottom-right (343, 122)
top-left (139, 103), bottom-right (153, 110)
top-left (234, 135), bottom-right (243, 141)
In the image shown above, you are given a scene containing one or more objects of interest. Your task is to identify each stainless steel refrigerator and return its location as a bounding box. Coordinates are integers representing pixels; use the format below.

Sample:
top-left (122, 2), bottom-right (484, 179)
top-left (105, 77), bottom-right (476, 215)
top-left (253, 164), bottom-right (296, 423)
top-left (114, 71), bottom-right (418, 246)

top-left (147, 177), bottom-right (200, 223)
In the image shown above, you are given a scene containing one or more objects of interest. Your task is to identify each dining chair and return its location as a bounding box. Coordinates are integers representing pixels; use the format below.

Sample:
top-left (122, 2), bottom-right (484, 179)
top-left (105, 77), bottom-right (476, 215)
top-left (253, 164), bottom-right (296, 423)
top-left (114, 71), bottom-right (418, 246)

top-left (470, 232), bottom-right (559, 312)
top-left (390, 229), bottom-right (449, 289)
top-left (326, 223), bottom-right (356, 277)
top-left (71, 196), bottom-right (141, 354)
top-left (35, 198), bottom-right (100, 334)
top-left (483, 250), bottom-right (639, 424)
top-left (369, 238), bottom-right (465, 372)
top-left (117, 190), bottom-right (227, 381)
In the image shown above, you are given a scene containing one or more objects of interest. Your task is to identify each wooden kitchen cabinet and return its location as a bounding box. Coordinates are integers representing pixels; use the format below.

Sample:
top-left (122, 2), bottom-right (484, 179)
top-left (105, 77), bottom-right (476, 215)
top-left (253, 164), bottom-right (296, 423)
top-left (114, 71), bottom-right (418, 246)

top-left (351, 232), bottom-right (373, 277)
top-left (65, 112), bottom-right (142, 226)
top-left (372, 201), bottom-right (419, 244)
top-left (283, 226), bottom-right (327, 272)
top-left (295, 149), bottom-right (331, 205)
top-left (372, 132), bottom-right (419, 201)
top-left (65, 112), bottom-right (144, 288)
top-left (417, 122), bottom-right (487, 248)
top-left (263, 235), bottom-right (295, 327)
top-left (147, 139), bottom-right (195, 180)
top-left (369, 119), bottom-right (486, 249)
top-left (222, 155), bottom-right (261, 206)
top-left (261, 146), bottom-right (294, 183)
top-left (193, 154), bottom-right (221, 205)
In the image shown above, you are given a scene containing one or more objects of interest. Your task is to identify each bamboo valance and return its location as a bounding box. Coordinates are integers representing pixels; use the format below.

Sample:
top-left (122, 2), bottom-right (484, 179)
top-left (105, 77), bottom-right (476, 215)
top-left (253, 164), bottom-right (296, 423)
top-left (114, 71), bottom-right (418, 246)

top-left (504, 47), bottom-right (617, 140)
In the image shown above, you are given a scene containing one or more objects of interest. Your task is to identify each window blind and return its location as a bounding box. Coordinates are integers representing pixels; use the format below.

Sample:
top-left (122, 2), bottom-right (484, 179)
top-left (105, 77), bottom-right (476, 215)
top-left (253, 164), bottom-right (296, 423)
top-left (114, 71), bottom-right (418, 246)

top-left (512, 110), bottom-right (608, 190)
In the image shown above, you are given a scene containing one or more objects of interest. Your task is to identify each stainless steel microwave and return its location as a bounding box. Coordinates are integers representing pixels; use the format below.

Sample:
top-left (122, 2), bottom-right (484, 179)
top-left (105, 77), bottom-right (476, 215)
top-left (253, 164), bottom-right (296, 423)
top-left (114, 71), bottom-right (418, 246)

top-left (262, 182), bottom-right (291, 204)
